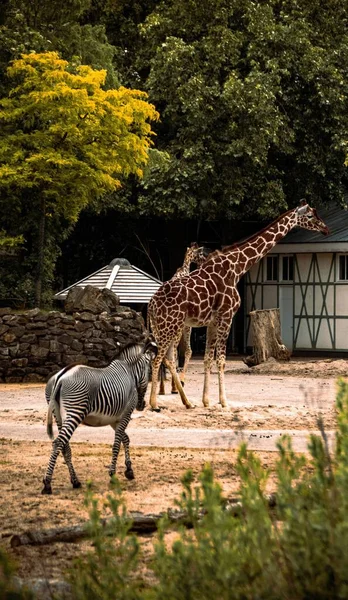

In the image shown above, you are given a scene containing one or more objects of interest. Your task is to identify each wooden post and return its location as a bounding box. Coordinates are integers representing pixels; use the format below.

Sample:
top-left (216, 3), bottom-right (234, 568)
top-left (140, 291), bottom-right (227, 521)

top-left (244, 308), bottom-right (291, 367)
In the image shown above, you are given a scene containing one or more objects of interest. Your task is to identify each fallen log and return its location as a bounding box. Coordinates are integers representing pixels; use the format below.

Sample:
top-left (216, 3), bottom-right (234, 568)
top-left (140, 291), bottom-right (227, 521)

top-left (9, 511), bottom-right (190, 548)
top-left (9, 495), bottom-right (277, 548)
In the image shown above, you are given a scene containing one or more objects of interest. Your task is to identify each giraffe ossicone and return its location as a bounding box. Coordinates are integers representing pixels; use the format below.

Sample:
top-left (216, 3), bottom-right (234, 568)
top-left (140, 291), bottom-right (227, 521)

top-left (148, 204), bottom-right (329, 410)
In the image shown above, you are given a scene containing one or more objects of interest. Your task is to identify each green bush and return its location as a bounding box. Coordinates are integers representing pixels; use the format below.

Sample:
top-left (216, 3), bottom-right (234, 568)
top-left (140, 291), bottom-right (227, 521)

top-left (68, 478), bottom-right (144, 600)
top-left (68, 379), bottom-right (348, 600)
top-left (0, 548), bottom-right (33, 599)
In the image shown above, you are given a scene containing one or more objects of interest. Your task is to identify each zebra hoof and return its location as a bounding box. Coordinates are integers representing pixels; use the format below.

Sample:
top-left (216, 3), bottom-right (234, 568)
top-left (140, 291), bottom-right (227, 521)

top-left (41, 480), bottom-right (52, 495)
top-left (125, 468), bottom-right (135, 480)
top-left (171, 390), bottom-right (179, 394)
top-left (72, 481), bottom-right (82, 489)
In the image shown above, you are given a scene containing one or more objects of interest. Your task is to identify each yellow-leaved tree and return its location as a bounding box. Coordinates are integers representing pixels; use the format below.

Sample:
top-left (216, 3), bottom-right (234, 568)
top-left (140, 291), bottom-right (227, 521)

top-left (0, 51), bottom-right (158, 305)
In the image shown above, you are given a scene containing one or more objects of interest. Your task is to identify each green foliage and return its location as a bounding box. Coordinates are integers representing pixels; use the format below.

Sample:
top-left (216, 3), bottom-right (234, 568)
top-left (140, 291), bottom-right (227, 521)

top-left (137, 0), bottom-right (348, 219)
top-left (0, 51), bottom-right (157, 221)
top-left (69, 381), bottom-right (348, 600)
top-left (68, 478), bottom-right (144, 600)
top-left (0, 0), bottom-right (119, 94)
top-left (0, 548), bottom-right (33, 599)
top-left (0, 230), bottom-right (23, 248)
top-left (0, 50), bottom-right (158, 305)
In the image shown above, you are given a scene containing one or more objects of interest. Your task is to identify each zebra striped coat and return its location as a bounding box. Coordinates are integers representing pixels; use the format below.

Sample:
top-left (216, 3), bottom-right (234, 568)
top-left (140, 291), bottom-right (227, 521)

top-left (42, 341), bottom-right (157, 495)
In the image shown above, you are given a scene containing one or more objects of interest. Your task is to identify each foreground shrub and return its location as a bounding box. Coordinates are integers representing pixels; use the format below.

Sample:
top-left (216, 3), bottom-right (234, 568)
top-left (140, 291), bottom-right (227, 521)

top-left (68, 478), bottom-right (143, 600)
top-left (69, 379), bottom-right (348, 600)
top-left (0, 548), bottom-right (32, 599)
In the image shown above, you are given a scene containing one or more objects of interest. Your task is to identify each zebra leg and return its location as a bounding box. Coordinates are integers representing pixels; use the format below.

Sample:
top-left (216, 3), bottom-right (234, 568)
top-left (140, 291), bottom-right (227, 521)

top-left (109, 412), bottom-right (133, 480)
top-left (42, 417), bottom-right (83, 494)
top-left (62, 443), bottom-right (81, 489)
top-left (122, 432), bottom-right (134, 480)
top-left (52, 414), bottom-right (81, 489)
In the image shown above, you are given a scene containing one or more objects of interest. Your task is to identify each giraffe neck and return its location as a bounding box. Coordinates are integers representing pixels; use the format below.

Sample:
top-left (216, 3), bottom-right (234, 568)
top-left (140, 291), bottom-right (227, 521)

top-left (172, 262), bottom-right (190, 279)
top-left (225, 208), bottom-right (297, 278)
top-left (172, 250), bottom-right (195, 280)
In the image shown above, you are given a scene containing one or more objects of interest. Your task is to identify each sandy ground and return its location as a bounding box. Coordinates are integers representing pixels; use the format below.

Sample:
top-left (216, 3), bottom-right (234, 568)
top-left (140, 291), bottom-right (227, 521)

top-left (0, 356), bottom-right (346, 590)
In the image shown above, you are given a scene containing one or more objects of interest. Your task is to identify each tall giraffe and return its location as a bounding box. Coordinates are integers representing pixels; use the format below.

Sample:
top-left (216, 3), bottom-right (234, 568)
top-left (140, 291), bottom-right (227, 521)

top-left (148, 203), bottom-right (329, 410)
top-left (158, 242), bottom-right (209, 395)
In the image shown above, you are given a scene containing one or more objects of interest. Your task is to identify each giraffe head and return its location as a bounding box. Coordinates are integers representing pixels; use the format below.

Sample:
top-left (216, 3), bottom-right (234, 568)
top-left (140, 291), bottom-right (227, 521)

top-left (295, 202), bottom-right (330, 235)
top-left (185, 242), bottom-right (210, 267)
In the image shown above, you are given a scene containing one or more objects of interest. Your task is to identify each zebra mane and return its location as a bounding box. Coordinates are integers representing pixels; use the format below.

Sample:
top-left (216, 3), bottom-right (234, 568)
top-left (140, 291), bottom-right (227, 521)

top-left (118, 339), bottom-right (157, 364)
top-left (118, 341), bottom-right (145, 363)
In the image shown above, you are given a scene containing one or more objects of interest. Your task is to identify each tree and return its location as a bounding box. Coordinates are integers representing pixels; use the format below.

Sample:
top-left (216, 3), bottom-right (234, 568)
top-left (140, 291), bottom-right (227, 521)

top-left (137, 0), bottom-right (348, 220)
top-left (0, 51), bottom-right (158, 305)
top-left (0, 0), bottom-right (119, 99)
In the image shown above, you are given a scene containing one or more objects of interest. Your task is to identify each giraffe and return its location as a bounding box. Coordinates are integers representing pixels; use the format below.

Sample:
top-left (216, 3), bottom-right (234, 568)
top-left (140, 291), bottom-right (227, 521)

top-left (158, 242), bottom-right (210, 395)
top-left (148, 203), bottom-right (329, 410)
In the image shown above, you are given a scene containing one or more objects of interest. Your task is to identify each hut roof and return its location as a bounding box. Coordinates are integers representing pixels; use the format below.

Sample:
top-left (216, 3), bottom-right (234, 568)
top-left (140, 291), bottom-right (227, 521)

top-left (55, 258), bottom-right (162, 304)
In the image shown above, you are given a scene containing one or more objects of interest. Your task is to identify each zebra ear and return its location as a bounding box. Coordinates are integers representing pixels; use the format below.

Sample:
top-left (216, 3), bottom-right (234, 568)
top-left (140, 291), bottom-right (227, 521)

top-left (144, 340), bottom-right (158, 357)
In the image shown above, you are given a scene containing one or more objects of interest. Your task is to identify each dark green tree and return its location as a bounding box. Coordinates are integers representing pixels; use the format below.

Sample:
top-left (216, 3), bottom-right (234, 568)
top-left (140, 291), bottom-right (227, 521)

top-left (137, 0), bottom-right (348, 220)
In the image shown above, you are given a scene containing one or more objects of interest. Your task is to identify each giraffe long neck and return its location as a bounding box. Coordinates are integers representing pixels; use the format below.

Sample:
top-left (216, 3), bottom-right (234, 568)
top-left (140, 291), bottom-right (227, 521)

top-left (228, 209), bottom-right (297, 278)
top-left (172, 254), bottom-right (192, 280)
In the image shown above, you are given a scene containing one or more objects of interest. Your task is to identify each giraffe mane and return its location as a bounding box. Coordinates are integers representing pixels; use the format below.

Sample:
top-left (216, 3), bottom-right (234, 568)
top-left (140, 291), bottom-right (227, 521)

top-left (221, 207), bottom-right (296, 253)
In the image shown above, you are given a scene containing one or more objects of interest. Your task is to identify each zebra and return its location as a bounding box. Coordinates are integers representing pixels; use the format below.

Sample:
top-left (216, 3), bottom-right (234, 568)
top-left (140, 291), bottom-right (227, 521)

top-left (41, 340), bottom-right (157, 495)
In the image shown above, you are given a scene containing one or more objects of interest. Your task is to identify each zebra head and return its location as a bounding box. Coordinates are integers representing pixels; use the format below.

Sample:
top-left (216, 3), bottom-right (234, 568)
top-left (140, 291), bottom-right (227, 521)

top-left (136, 341), bottom-right (158, 411)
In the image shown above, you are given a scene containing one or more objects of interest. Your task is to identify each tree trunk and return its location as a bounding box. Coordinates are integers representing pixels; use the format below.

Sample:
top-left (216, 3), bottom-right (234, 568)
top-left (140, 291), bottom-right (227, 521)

top-left (244, 308), bottom-right (291, 367)
top-left (35, 198), bottom-right (46, 307)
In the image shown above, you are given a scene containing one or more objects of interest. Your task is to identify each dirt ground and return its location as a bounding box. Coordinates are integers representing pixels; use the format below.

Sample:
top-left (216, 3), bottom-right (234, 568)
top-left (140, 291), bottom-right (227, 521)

top-left (0, 356), bottom-right (346, 590)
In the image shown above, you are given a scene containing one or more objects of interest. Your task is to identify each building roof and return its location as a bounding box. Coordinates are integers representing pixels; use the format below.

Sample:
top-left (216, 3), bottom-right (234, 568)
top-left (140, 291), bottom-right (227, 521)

top-left (280, 205), bottom-right (348, 243)
top-left (55, 258), bottom-right (162, 304)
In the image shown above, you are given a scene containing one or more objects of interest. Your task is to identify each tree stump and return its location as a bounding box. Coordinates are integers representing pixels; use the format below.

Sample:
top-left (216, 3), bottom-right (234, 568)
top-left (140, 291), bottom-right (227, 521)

top-left (244, 308), bottom-right (291, 367)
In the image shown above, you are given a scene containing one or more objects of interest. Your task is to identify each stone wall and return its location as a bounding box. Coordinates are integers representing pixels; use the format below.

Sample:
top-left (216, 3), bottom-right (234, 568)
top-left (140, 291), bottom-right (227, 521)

top-left (0, 305), bottom-right (146, 383)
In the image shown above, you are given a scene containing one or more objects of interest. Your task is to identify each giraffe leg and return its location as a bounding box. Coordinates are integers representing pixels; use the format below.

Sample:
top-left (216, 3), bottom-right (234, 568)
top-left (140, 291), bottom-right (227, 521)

top-left (170, 329), bottom-right (185, 394)
top-left (215, 324), bottom-right (231, 409)
top-left (202, 323), bottom-right (217, 407)
top-left (171, 344), bottom-right (179, 393)
top-left (179, 326), bottom-right (192, 386)
top-left (42, 417), bottom-right (84, 494)
top-left (163, 353), bottom-right (194, 409)
top-left (149, 348), bottom-right (169, 410)
top-left (158, 363), bottom-right (167, 395)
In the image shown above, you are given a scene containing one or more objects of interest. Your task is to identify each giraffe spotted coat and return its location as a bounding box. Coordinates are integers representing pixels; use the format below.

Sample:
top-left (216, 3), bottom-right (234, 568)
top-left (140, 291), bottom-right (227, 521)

top-left (148, 203), bottom-right (329, 410)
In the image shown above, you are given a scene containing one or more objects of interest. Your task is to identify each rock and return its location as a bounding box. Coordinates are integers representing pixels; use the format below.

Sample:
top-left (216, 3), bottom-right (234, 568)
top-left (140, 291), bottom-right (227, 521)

top-left (27, 308), bottom-right (41, 318)
top-left (30, 345), bottom-right (50, 359)
top-left (65, 285), bottom-right (119, 314)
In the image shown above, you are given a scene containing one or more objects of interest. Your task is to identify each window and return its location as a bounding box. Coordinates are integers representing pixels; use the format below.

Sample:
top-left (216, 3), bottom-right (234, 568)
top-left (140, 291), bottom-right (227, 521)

top-left (339, 255), bottom-right (348, 280)
top-left (266, 256), bottom-right (278, 281)
top-left (281, 256), bottom-right (294, 281)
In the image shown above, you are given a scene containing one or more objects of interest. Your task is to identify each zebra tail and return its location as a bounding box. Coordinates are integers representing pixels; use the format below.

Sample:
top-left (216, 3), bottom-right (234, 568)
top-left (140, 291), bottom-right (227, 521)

top-left (47, 381), bottom-right (62, 440)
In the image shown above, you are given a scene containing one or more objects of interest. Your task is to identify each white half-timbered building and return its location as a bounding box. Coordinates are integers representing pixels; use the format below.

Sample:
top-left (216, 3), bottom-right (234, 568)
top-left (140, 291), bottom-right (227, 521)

top-left (245, 206), bottom-right (348, 354)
